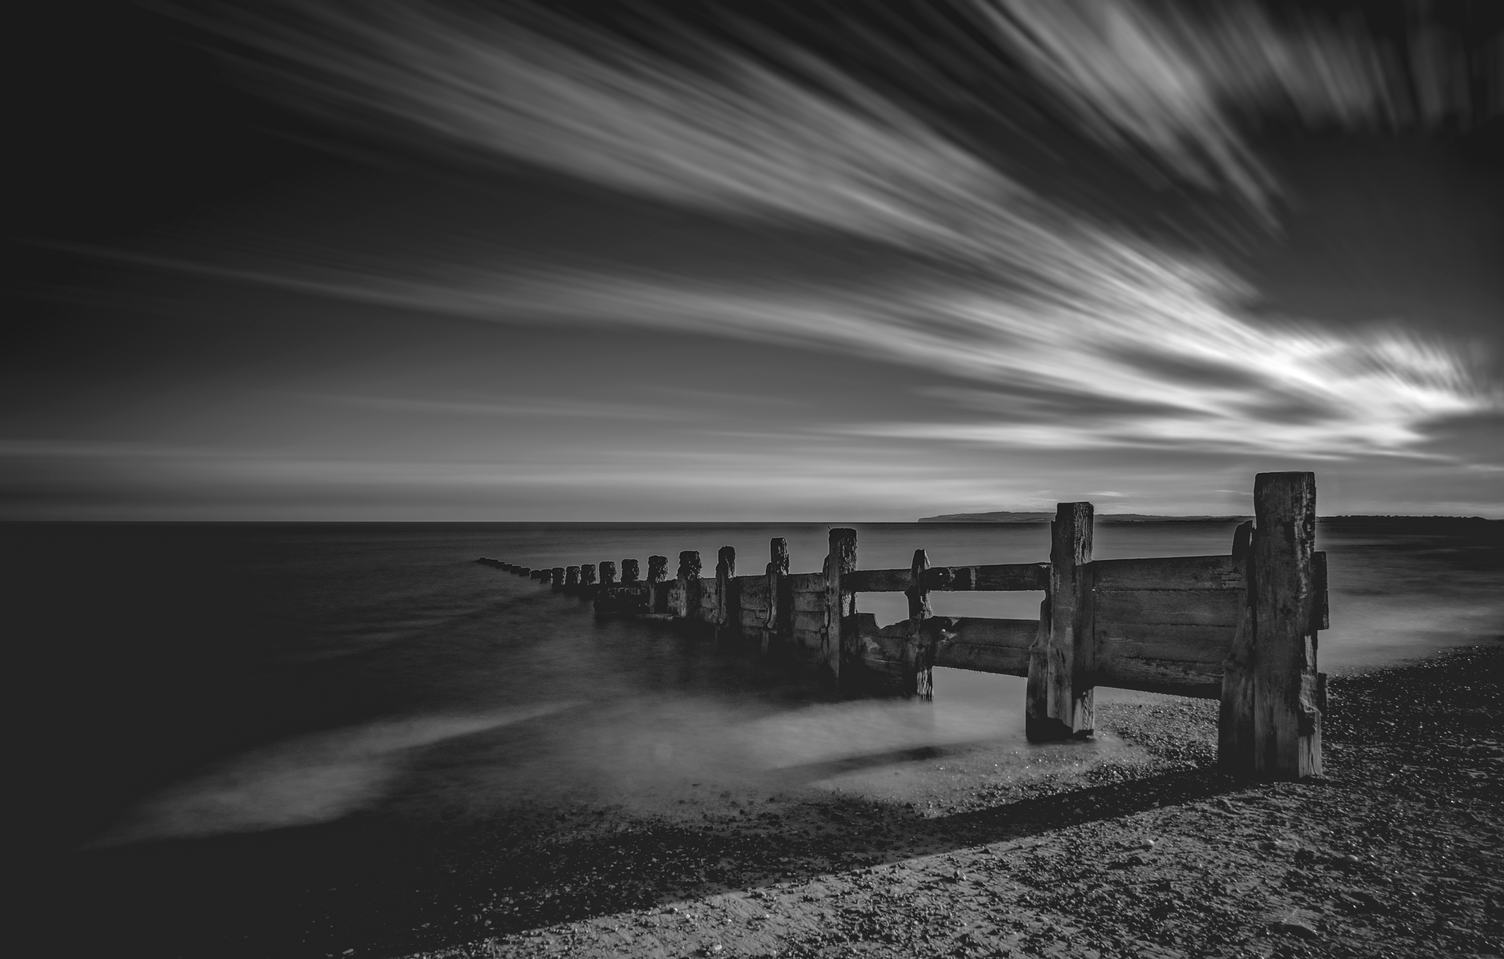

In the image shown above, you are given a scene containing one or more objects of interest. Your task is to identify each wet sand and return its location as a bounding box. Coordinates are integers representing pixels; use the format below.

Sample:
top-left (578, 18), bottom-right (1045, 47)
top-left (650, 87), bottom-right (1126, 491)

top-left (53, 643), bottom-right (1503, 958)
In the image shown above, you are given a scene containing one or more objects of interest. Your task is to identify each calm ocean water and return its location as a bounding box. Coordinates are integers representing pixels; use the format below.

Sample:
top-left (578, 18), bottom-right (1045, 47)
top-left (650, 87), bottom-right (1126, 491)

top-left (11, 519), bottom-right (1501, 859)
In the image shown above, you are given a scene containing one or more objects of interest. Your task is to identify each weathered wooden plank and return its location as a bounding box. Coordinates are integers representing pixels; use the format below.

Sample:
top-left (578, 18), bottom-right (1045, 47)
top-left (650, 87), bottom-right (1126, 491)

top-left (906, 549), bottom-right (933, 698)
top-left (1029, 502), bottom-right (1093, 740)
top-left (672, 552), bottom-right (703, 620)
top-left (787, 572), bottom-right (824, 592)
top-left (841, 567), bottom-right (911, 593)
top-left (844, 562), bottom-right (1049, 593)
top-left (1218, 580), bottom-right (1256, 765)
top-left (646, 555), bottom-right (668, 585)
top-left (765, 538), bottom-right (791, 653)
top-left (738, 599), bottom-right (772, 616)
top-left (826, 528), bottom-right (857, 681)
top-left (931, 617), bottom-right (1036, 676)
top-left (594, 583), bottom-right (650, 617)
top-left (1250, 471), bottom-right (1321, 779)
top-left (1090, 555), bottom-right (1244, 591)
top-left (928, 563), bottom-right (1051, 592)
top-left (715, 546), bottom-right (736, 631)
top-left (791, 590), bottom-right (826, 614)
top-left (1096, 622), bottom-right (1236, 665)
top-left (1095, 656), bottom-right (1222, 699)
top-left (738, 576), bottom-right (771, 604)
top-left (1093, 588), bottom-right (1244, 628)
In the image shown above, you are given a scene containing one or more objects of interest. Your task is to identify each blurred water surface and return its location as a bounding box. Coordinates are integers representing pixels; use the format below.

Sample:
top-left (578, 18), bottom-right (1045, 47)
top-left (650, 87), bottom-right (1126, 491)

top-left (9, 519), bottom-right (1499, 852)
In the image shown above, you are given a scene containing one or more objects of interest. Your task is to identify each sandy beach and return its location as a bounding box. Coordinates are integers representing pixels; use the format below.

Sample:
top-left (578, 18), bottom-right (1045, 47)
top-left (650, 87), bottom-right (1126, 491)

top-left (373, 643), bottom-right (1501, 959)
top-left (52, 642), bottom-right (1503, 959)
top-left (64, 640), bottom-right (1502, 959)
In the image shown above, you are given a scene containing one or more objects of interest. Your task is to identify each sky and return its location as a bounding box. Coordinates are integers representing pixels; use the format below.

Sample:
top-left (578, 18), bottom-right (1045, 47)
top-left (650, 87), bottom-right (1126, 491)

top-left (7, 0), bottom-right (1503, 521)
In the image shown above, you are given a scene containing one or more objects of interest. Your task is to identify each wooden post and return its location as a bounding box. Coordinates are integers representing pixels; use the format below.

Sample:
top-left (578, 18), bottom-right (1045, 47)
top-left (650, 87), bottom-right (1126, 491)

top-left (565, 565), bottom-right (581, 592)
top-left (715, 546), bottom-right (736, 637)
top-left (579, 563), bottom-right (596, 595)
top-left (551, 567), bottom-right (565, 590)
top-left (1219, 521), bottom-right (1257, 768)
top-left (676, 551), bottom-right (702, 621)
top-left (1250, 471), bottom-right (1322, 779)
top-left (599, 561), bottom-right (617, 589)
top-left (764, 538), bottom-right (789, 655)
top-left (647, 555), bottom-right (668, 612)
top-left (620, 559), bottom-right (639, 584)
top-left (1027, 502), bottom-right (1094, 741)
top-left (516, 566), bottom-right (530, 576)
top-left (825, 528), bottom-right (857, 682)
top-left (905, 548), bottom-right (935, 699)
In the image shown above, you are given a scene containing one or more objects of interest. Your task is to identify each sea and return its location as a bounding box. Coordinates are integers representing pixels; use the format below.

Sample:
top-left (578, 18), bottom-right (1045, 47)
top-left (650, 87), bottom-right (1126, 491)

top-left (10, 518), bottom-right (1501, 952)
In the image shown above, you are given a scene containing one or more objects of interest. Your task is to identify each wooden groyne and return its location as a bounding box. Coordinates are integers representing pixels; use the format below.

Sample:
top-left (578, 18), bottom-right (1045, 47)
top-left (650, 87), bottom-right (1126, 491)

top-left (479, 472), bottom-right (1328, 780)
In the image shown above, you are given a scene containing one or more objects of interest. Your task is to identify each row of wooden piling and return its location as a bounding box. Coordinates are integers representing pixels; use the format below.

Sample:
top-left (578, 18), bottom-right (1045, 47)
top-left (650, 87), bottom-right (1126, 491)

top-left (478, 472), bottom-right (1328, 780)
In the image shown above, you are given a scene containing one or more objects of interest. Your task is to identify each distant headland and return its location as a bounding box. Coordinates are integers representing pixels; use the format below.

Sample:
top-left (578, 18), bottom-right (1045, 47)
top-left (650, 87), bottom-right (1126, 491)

top-left (918, 511), bottom-right (1500, 525)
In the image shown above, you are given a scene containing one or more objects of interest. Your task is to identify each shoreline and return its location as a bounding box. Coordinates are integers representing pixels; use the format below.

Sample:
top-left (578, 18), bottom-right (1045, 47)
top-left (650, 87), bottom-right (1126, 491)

top-left (53, 642), bottom-right (1503, 958)
top-left (412, 642), bottom-right (1504, 959)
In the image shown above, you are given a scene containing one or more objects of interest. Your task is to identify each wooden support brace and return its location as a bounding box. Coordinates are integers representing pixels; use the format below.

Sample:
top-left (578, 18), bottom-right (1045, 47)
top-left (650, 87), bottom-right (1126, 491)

top-left (647, 555), bottom-right (668, 612)
top-left (1027, 502), bottom-right (1094, 741)
top-left (1218, 520), bottom-right (1257, 768)
top-left (715, 546), bottom-right (736, 634)
top-left (1250, 471), bottom-right (1322, 779)
top-left (905, 548), bottom-right (935, 699)
top-left (825, 529), bottom-right (857, 681)
top-left (764, 538), bottom-right (789, 654)
top-left (676, 551), bottom-right (702, 621)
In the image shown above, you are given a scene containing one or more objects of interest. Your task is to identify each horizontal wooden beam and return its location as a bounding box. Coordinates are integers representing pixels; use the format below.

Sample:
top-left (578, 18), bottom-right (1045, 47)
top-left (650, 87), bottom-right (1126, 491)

top-left (787, 572), bottom-right (824, 592)
top-left (1093, 587), bottom-right (1244, 629)
top-left (842, 562), bottom-right (1049, 593)
top-left (1094, 655), bottom-right (1222, 699)
top-left (931, 617), bottom-right (1036, 676)
top-left (1089, 554), bottom-right (1244, 591)
top-left (1097, 619), bottom-right (1235, 662)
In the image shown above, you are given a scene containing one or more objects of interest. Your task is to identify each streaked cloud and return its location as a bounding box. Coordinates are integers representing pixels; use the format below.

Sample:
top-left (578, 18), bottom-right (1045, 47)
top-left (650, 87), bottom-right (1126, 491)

top-left (7, 1), bottom-right (1500, 519)
top-left (968, 0), bottom-right (1500, 218)
top-left (129, 0), bottom-right (1497, 470)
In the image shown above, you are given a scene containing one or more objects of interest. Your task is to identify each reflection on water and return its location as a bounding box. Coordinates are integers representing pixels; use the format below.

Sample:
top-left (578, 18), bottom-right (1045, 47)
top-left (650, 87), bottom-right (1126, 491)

top-left (8, 519), bottom-right (1499, 852)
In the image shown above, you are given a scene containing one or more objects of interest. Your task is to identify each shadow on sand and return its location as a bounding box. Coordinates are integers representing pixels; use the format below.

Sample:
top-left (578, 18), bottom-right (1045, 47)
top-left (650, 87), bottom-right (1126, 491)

top-left (52, 750), bottom-right (1253, 958)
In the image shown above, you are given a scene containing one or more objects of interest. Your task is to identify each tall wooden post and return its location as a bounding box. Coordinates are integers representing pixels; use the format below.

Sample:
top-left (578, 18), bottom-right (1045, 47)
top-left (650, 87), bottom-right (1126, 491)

top-left (764, 538), bottom-right (790, 655)
top-left (715, 546), bottom-right (736, 637)
top-left (579, 564), bottom-right (597, 596)
top-left (620, 559), bottom-right (639, 584)
top-left (825, 529), bottom-right (857, 682)
top-left (1219, 521), bottom-right (1257, 768)
top-left (551, 567), bottom-right (565, 590)
top-left (565, 565), bottom-right (581, 592)
top-left (1027, 502), bottom-right (1094, 741)
top-left (905, 548), bottom-right (935, 699)
top-left (676, 551), bottom-right (702, 621)
top-left (647, 555), bottom-right (668, 612)
top-left (1250, 472), bottom-right (1322, 779)
top-left (599, 561), bottom-right (617, 589)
